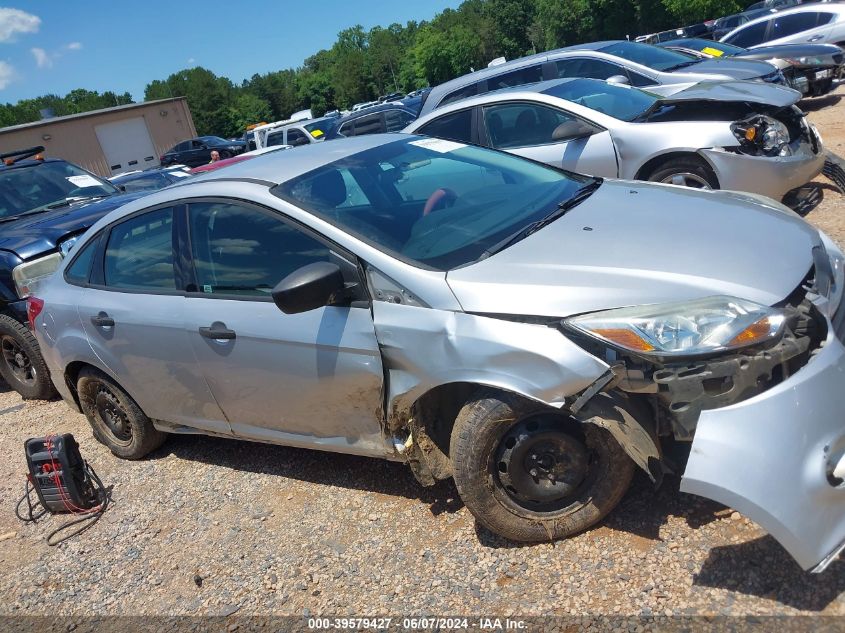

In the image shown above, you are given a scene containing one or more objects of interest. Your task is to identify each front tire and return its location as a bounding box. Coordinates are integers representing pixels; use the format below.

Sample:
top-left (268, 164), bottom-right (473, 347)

top-left (0, 314), bottom-right (56, 400)
top-left (450, 391), bottom-right (634, 542)
top-left (647, 156), bottom-right (719, 190)
top-left (77, 367), bottom-right (165, 460)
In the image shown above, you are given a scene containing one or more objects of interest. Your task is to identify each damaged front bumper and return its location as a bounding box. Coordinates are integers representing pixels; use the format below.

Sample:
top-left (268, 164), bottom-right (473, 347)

top-left (681, 316), bottom-right (845, 572)
top-left (700, 138), bottom-right (825, 202)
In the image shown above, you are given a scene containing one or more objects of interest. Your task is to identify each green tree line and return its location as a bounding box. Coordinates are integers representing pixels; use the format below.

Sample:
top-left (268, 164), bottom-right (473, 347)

top-left (1, 0), bottom-right (742, 137)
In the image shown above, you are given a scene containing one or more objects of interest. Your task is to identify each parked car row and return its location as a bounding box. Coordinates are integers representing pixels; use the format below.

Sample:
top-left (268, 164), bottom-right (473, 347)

top-left (4, 29), bottom-right (845, 574)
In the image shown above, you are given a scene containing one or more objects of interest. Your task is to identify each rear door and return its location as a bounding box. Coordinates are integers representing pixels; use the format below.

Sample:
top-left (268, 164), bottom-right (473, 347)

top-left (79, 205), bottom-right (230, 435)
top-left (181, 199), bottom-right (387, 455)
top-left (479, 101), bottom-right (618, 178)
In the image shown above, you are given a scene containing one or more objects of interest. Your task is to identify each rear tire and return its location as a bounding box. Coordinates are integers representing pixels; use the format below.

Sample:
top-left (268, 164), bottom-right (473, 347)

top-left (0, 314), bottom-right (56, 400)
top-left (647, 156), bottom-right (719, 190)
top-left (449, 390), bottom-right (634, 542)
top-left (77, 367), bottom-right (165, 460)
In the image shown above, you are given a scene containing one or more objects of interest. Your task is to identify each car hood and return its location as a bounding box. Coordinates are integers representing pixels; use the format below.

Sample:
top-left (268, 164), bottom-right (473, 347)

top-left (0, 191), bottom-right (146, 261)
top-left (647, 80), bottom-right (800, 107)
top-left (446, 181), bottom-right (818, 318)
top-left (680, 57), bottom-right (779, 79)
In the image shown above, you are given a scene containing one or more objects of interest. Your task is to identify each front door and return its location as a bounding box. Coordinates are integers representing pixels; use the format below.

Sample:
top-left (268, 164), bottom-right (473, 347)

top-left (182, 200), bottom-right (388, 457)
top-left (79, 205), bottom-right (230, 435)
top-left (481, 102), bottom-right (619, 178)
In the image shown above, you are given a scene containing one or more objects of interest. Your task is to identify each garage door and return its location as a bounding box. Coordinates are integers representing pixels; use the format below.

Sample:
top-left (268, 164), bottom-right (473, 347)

top-left (94, 117), bottom-right (159, 175)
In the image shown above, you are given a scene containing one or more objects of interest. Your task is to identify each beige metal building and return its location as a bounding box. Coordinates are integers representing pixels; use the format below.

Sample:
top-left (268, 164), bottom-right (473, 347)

top-left (0, 97), bottom-right (196, 177)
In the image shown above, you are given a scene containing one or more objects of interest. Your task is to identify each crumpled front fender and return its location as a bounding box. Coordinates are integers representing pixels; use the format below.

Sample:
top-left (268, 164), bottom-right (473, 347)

top-left (371, 302), bottom-right (609, 420)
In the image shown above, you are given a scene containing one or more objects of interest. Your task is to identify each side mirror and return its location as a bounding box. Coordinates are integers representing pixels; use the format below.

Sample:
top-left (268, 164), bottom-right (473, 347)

top-left (552, 119), bottom-right (598, 142)
top-left (291, 137), bottom-right (310, 147)
top-left (272, 262), bottom-right (345, 314)
top-left (607, 75), bottom-right (630, 85)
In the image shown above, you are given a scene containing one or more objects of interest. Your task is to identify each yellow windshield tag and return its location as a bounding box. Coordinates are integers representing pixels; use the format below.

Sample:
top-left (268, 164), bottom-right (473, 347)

top-left (701, 47), bottom-right (724, 57)
top-left (310, 129), bottom-right (324, 138)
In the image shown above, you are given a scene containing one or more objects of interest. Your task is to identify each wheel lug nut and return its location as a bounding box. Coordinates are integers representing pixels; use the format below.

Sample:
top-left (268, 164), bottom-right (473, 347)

top-left (529, 468), bottom-right (538, 478)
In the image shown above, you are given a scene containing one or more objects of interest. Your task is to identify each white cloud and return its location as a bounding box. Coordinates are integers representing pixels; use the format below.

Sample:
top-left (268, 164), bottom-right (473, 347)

top-left (66, 41), bottom-right (81, 50)
top-left (0, 60), bottom-right (14, 88)
top-left (0, 8), bottom-right (40, 43)
top-left (31, 46), bottom-right (50, 68)
top-left (187, 57), bottom-right (195, 65)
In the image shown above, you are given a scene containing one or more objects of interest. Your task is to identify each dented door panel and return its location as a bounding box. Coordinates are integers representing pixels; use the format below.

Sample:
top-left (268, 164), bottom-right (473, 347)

top-left (681, 328), bottom-right (845, 572)
top-left (371, 302), bottom-right (610, 417)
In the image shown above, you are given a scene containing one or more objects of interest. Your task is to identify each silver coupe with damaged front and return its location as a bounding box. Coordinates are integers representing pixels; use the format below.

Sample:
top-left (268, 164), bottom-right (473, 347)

top-left (406, 77), bottom-right (824, 202)
top-left (32, 135), bottom-right (845, 572)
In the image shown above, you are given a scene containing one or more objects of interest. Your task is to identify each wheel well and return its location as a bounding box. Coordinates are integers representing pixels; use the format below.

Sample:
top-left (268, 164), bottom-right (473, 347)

top-left (63, 361), bottom-right (99, 408)
top-left (634, 151), bottom-right (713, 181)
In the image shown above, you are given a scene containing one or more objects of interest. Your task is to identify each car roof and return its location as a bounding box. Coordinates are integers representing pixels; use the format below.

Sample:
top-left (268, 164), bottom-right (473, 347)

top-left (184, 134), bottom-right (411, 186)
top-left (0, 157), bottom-right (64, 171)
top-left (727, 2), bottom-right (845, 33)
top-left (337, 102), bottom-right (416, 122)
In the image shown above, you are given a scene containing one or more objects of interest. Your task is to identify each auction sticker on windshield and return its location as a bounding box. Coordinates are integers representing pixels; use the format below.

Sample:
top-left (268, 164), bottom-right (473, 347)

top-left (409, 138), bottom-right (467, 153)
top-left (66, 175), bottom-right (101, 188)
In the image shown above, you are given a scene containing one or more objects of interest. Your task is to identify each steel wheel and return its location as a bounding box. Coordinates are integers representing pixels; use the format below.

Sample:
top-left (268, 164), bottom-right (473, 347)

top-left (494, 415), bottom-right (595, 514)
top-left (660, 172), bottom-right (713, 189)
top-left (1, 333), bottom-right (36, 387)
top-left (93, 385), bottom-right (132, 444)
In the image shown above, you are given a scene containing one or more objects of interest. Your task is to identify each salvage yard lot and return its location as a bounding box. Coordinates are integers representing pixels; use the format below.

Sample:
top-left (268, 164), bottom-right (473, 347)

top-left (2, 85), bottom-right (845, 621)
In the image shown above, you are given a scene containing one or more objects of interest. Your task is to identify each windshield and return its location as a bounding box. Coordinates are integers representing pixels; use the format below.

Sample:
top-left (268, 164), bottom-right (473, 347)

top-left (304, 119), bottom-right (339, 140)
top-left (598, 41), bottom-right (700, 72)
top-left (0, 161), bottom-right (118, 219)
top-left (273, 138), bottom-right (595, 270)
top-left (672, 39), bottom-right (746, 56)
top-left (544, 79), bottom-right (660, 121)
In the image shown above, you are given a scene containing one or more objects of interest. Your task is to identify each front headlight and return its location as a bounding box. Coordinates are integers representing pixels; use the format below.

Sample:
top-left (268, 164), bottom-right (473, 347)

top-left (731, 114), bottom-right (791, 156)
top-left (12, 253), bottom-right (63, 298)
top-left (564, 296), bottom-right (785, 358)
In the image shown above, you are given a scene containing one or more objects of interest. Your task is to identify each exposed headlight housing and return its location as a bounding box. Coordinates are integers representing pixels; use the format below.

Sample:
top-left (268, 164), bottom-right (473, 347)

top-left (12, 253), bottom-right (63, 298)
top-left (731, 115), bottom-right (792, 156)
top-left (564, 296), bottom-right (785, 358)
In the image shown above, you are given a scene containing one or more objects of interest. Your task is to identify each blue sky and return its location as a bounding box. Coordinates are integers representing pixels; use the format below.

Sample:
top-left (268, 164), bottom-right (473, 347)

top-left (0, 1), bottom-right (463, 103)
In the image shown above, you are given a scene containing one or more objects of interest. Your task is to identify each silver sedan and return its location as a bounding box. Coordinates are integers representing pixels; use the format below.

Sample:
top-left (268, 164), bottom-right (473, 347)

top-left (405, 77), bottom-right (825, 201)
top-left (31, 135), bottom-right (845, 572)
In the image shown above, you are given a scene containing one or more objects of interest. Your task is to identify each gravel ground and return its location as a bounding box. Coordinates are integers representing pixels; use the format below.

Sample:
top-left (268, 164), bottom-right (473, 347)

top-left (2, 84), bottom-right (845, 627)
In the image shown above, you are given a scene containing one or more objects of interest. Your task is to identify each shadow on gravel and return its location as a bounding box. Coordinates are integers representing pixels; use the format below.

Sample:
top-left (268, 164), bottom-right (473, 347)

top-left (800, 94), bottom-right (842, 112)
top-left (693, 537), bottom-right (845, 611)
top-left (150, 434), bottom-right (464, 516)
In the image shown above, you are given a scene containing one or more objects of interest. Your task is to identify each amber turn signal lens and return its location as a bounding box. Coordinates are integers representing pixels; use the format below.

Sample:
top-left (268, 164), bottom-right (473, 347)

top-left (745, 127), bottom-right (757, 141)
top-left (728, 317), bottom-right (775, 346)
top-left (592, 328), bottom-right (655, 352)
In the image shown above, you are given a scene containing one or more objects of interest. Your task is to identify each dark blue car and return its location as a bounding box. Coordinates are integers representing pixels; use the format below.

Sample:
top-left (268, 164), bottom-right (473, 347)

top-left (322, 103), bottom-right (418, 140)
top-left (0, 146), bottom-right (145, 399)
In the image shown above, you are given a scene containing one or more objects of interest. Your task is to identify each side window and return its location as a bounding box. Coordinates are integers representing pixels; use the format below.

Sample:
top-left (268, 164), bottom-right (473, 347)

top-left (486, 65), bottom-right (544, 92)
top-left (771, 12), bottom-right (821, 38)
top-left (817, 12), bottom-right (835, 26)
top-left (439, 83), bottom-right (479, 108)
top-left (483, 103), bottom-right (575, 149)
top-left (416, 109), bottom-right (473, 144)
top-left (556, 58), bottom-right (626, 81)
top-left (188, 202), bottom-right (330, 297)
top-left (384, 109), bottom-right (415, 132)
top-left (627, 70), bottom-right (656, 87)
top-left (725, 20), bottom-right (769, 46)
top-left (174, 141), bottom-right (189, 152)
top-left (103, 208), bottom-right (176, 291)
top-left (65, 236), bottom-right (99, 285)
top-left (286, 128), bottom-right (308, 145)
top-left (337, 121), bottom-right (354, 137)
top-left (267, 130), bottom-right (285, 147)
top-left (191, 140), bottom-right (205, 149)
top-left (352, 114), bottom-right (384, 136)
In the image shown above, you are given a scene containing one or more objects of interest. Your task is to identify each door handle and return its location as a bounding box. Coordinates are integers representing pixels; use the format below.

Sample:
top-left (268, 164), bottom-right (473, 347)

top-left (199, 322), bottom-right (236, 340)
top-left (90, 312), bottom-right (114, 327)
top-left (808, 35), bottom-right (824, 42)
